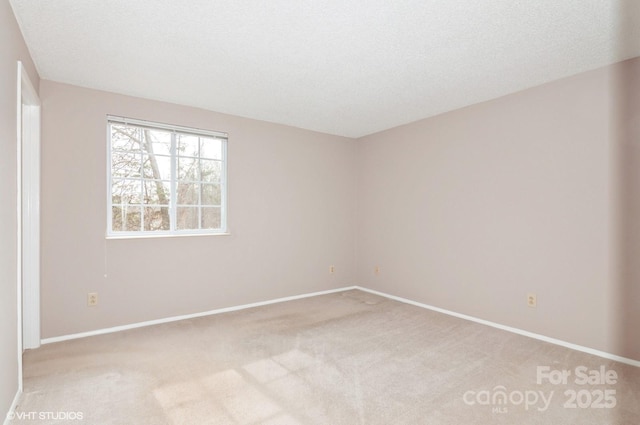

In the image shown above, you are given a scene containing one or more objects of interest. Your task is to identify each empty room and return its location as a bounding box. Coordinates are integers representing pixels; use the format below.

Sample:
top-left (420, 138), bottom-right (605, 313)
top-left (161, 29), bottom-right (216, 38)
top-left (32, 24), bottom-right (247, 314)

top-left (2, 0), bottom-right (640, 424)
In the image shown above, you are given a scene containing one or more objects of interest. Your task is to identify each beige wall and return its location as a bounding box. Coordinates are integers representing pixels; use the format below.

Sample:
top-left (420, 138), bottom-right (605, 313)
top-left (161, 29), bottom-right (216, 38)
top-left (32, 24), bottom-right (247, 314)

top-left (40, 58), bottom-right (640, 362)
top-left (356, 57), bottom-right (640, 361)
top-left (0, 0), bottom-right (39, 417)
top-left (39, 81), bottom-right (357, 338)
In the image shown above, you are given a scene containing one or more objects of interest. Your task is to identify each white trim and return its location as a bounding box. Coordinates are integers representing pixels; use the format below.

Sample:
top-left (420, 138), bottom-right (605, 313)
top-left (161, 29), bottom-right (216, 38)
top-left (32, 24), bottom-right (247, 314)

top-left (18, 63), bottom-right (39, 106)
top-left (39, 285), bottom-right (640, 368)
top-left (105, 232), bottom-right (231, 240)
top-left (354, 286), bottom-right (640, 369)
top-left (107, 115), bottom-right (227, 139)
top-left (41, 286), bottom-right (358, 344)
top-left (220, 131), bottom-right (228, 231)
top-left (18, 61), bottom-right (41, 352)
top-left (2, 388), bottom-right (21, 425)
top-left (15, 61), bottom-right (23, 394)
top-left (21, 106), bottom-right (40, 351)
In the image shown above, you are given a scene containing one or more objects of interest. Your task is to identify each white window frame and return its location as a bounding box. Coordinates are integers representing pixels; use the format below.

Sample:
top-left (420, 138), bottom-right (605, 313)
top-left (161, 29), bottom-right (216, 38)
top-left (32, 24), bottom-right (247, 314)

top-left (106, 115), bottom-right (228, 238)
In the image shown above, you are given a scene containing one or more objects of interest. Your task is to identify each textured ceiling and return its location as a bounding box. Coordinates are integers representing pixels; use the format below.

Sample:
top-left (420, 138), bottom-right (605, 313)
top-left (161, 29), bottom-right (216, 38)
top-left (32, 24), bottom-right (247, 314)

top-left (9, 0), bottom-right (640, 138)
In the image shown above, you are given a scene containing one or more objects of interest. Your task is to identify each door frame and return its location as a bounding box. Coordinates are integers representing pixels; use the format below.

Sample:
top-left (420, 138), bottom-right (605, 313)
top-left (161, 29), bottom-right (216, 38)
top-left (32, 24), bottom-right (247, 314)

top-left (16, 61), bottom-right (41, 390)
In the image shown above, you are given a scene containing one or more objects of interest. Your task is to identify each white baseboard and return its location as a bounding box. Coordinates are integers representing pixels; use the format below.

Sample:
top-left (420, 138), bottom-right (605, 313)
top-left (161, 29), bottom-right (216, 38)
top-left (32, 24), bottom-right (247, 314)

top-left (41, 286), bottom-right (358, 345)
top-left (40, 284), bottom-right (639, 368)
top-left (3, 388), bottom-right (21, 425)
top-left (355, 286), bottom-right (640, 369)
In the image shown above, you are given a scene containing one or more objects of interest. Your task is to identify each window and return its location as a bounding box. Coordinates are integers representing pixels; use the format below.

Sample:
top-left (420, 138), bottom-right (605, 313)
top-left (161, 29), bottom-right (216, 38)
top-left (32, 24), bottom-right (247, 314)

top-left (107, 116), bottom-right (227, 237)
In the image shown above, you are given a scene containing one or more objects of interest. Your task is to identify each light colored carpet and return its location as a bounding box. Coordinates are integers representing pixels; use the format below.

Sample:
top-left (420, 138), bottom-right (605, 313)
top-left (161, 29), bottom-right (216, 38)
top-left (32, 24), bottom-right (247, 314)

top-left (11, 289), bottom-right (640, 424)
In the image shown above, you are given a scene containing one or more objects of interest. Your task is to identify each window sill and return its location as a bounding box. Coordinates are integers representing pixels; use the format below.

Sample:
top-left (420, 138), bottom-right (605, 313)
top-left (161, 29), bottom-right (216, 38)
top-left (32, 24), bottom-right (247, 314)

top-left (106, 232), bottom-right (231, 240)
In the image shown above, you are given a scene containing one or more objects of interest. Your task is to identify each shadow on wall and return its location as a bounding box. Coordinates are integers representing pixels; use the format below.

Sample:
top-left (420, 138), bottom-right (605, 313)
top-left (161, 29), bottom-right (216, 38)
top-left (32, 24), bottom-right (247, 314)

top-left (612, 2), bottom-right (640, 362)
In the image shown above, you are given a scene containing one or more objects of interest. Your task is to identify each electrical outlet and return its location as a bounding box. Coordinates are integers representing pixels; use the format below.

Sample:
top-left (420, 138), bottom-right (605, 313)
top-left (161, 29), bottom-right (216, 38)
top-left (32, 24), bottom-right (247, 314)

top-left (88, 292), bottom-right (98, 306)
top-left (527, 293), bottom-right (537, 308)
top-left (374, 265), bottom-right (380, 275)
top-left (329, 265), bottom-right (335, 274)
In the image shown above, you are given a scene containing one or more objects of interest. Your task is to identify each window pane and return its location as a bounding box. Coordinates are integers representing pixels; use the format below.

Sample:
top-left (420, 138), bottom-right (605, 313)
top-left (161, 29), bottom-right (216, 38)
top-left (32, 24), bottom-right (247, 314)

top-left (146, 131), bottom-right (171, 156)
top-left (177, 134), bottom-right (199, 157)
top-left (123, 206), bottom-right (141, 231)
top-left (112, 179), bottom-right (142, 205)
top-left (138, 128), bottom-right (170, 154)
top-left (200, 160), bottom-right (221, 183)
top-left (201, 184), bottom-right (221, 206)
top-left (118, 126), bottom-right (147, 151)
top-left (178, 157), bottom-right (199, 181)
top-left (200, 138), bottom-right (222, 160)
top-left (143, 180), bottom-right (171, 205)
top-left (143, 206), bottom-right (170, 231)
top-left (112, 152), bottom-right (142, 178)
top-left (111, 125), bottom-right (141, 152)
top-left (176, 207), bottom-right (198, 230)
top-left (111, 206), bottom-right (123, 231)
top-left (177, 183), bottom-right (199, 205)
top-left (112, 205), bottom-right (141, 232)
top-left (142, 154), bottom-right (171, 180)
top-left (201, 207), bottom-right (221, 229)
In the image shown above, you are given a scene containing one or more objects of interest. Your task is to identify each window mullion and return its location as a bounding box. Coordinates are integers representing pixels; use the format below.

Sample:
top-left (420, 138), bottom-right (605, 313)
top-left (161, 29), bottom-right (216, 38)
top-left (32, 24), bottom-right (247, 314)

top-left (170, 132), bottom-right (177, 231)
top-left (221, 138), bottom-right (227, 230)
top-left (139, 132), bottom-right (145, 231)
top-left (198, 137), bottom-right (202, 229)
top-left (107, 123), bottom-right (113, 235)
